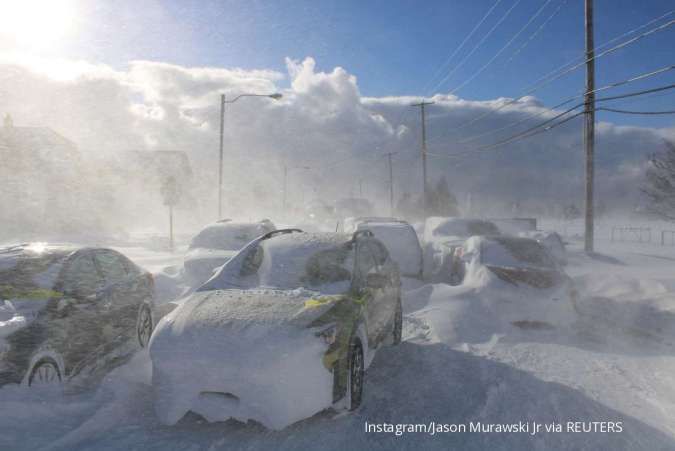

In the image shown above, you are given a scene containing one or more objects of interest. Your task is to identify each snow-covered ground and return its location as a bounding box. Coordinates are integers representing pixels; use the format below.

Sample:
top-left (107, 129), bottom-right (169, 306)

top-left (2, 237), bottom-right (675, 450)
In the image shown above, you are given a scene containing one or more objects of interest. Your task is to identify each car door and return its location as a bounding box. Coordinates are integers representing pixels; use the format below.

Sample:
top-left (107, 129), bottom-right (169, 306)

top-left (354, 239), bottom-right (380, 347)
top-left (56, 251), bottom-right (107, 373)
top-left (367, 239), bottom-right (398, 339)
top-left (92, 250), bottom-right (143, 344)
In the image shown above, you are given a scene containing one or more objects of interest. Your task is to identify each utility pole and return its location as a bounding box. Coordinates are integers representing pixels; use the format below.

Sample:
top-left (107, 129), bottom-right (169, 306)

top-left (584, 0), bottom-right (596, 253)
top-left (385, 152), bottom-right (397, 216)
top-left (218, 94), bottom-right (225, 219)
top-left (411, 100), bottom-right (434, 217)
top-left (283, 164), bottom-right (288, 212)
top-left (359, 179), bottom-right (363, 198)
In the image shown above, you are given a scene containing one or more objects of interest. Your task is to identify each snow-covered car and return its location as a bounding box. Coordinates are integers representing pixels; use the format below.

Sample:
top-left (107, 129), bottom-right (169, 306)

top-left (422, 217), bottom-right (500, 283)
top-left (0, 243), bottom-right (155, 388)
top-left (349, 219), bottom-right (423, 279)
top-left (184, 219), bottom-right (275, 285)
top-left (340, 216), bottom-right (398, 234)
top-left (518, 230), bottom-right (567, 265)
top-left (452, 235), bottom-right (578, 328)
top-left (150, 229), bottom-right (402, 429)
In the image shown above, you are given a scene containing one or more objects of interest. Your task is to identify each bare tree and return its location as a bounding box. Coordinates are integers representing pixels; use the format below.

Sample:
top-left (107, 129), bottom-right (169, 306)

top-left (642, 140), bottom-right (675, 221)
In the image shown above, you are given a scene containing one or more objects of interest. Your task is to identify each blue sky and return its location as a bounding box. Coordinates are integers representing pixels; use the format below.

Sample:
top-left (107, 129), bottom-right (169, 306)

top-left (48, 0), bottom-right (675, 127)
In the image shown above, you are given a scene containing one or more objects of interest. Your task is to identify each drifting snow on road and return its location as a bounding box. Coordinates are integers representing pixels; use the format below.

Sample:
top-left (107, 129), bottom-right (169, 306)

top-left (1, 242), bottom-right (675, 450)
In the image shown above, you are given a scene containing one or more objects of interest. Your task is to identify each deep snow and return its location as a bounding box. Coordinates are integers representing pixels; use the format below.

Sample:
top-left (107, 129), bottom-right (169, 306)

top-left (1, 238), bottom-right (675, 450)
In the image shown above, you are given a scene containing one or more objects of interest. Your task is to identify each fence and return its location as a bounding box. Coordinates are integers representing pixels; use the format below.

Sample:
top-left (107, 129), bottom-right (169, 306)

top-left (610, 226), bottom-right (652, 244)
top-left (661, 230), bottom-right (675, 246)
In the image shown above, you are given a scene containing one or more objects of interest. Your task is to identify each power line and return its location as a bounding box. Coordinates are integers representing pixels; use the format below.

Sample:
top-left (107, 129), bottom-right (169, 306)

top-left (422, 0), bottom-right (504, 96)
top-left (449, 13), bottom-right (675, 133)
top-left (433, 0), bottom-right (523, 93)
top-left (449, 0), bottom-right (554, 95)
top-left (429, 83), bottom-right (675, 160)
top-left (505, 0), bottom-right (568, 65)
top-left (455, 64), bottom-right (675, 144)
top-left (597, 107), bottom-right (675, 115)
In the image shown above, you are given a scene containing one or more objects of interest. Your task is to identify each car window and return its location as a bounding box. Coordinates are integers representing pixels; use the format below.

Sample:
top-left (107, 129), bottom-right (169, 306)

top-left (356, 241), bottom-right (378, 282)
top-left (94, 251), bottom-right (129, 284)
top-left (240, 245), bottom-right (264, 277)
top-left (303, 247), bottom-right (352, 287)
top-left (368, 240), bottom-right (389, 266)
top-left (62, 254), bottom-right (103, 296)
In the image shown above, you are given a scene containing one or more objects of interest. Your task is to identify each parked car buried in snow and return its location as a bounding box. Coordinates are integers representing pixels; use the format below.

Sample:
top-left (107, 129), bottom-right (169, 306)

top-left (451, 235), bottom-right (578, 328)
top-left (150, 229), bottom-right (402, 429)
top-left (0, 243), bottom-right (155, 388)
top-left (184, 219), bottom-right (276, 286)
top-left (422, 217), bottom-right (500, 283)
top-left (517, 230), bottom-right (567, 266)
top-left (346, 218), bottom-right (423, 279)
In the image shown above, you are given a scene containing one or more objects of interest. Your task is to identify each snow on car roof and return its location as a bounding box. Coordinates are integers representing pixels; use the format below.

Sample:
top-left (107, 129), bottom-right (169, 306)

top-left (190, 222), bottom-right (274, 250)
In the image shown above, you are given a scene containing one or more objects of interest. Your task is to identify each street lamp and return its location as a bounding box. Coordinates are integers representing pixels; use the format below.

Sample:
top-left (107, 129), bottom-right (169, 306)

top-left (218, 92), bottom-right (283, 219)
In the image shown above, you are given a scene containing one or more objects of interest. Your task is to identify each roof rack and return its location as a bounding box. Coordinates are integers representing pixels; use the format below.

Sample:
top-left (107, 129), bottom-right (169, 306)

top-left (260, 228), bottom-right (303, 241)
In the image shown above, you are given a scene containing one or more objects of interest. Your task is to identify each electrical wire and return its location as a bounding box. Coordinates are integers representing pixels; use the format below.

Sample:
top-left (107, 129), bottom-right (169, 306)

top-left (449, 0), bottom-right (554, 95)
top-left (449, 12), bottom-right (675, 133)
top-left (504, 0), bottom-right (568, 65)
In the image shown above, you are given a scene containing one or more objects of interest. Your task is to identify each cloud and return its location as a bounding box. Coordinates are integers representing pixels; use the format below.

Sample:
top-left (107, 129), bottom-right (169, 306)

top-left (0, 54), bottom-right (672, 228)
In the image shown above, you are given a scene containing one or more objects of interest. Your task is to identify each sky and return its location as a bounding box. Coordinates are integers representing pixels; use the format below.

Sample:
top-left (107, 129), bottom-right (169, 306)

top-left (0, 0), bottom-right (673, 221)
top-left (2, 0), bottom-right (672, 127)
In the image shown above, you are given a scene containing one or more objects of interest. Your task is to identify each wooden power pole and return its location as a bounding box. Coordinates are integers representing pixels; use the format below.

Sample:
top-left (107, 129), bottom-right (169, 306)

top-left (411, 100), bottom-right (434, 217)
top-left (385, 152), bottom-right (397, 216)
top-left (584, 0), bottom-right (596, 253)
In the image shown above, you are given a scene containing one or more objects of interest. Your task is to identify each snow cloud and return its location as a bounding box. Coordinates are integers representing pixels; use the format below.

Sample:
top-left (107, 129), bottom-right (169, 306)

top-left (0, 54), bottom-right (672, 228)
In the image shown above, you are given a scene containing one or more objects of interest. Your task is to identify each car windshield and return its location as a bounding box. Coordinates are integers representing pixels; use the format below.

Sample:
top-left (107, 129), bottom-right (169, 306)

top-left (434, 220), bottom-right (499, 237)
top-left (254, 240), bottom-right (352, 291)
top-left (189, 224), bottom-right (267, 251)
top-left (481, 237), bottom-right (557, 270)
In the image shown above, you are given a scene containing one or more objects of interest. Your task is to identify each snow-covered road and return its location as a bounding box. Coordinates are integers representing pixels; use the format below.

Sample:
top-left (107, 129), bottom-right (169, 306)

top-left (2, 239), bottom-right (675, 450)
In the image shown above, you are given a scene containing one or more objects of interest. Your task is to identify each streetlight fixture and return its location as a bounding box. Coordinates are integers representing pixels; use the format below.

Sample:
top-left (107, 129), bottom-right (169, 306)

top-left (218, 92), bottom-right (283, 219)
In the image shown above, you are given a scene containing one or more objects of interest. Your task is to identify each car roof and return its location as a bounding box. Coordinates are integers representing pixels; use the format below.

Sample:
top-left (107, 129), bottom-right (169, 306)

top-left (262, 231), bottom-right (353, 249)
top-left (0, 243), bottom-right (121, 274)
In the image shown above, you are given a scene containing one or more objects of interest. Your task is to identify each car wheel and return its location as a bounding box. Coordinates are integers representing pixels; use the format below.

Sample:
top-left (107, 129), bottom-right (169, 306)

top-left (28, 356), bottom-right (62, 387)
top-left (391, 297), bottom-right (403, 345)
top-left (137, 302), bottom-right (154, 348)
top-left (348, 337), bottom-right (364, 411)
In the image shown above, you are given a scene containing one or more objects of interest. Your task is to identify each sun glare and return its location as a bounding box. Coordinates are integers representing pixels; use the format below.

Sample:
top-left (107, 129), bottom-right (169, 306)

top-left (0, 0), bottom-right (76, 51)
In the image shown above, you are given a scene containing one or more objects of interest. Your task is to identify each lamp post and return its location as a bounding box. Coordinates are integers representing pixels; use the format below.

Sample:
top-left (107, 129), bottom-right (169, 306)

top-left (218, 92), bottom-right (283, 219)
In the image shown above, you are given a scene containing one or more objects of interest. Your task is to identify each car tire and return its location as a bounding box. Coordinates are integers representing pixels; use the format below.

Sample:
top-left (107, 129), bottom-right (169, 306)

top-left (137, 302), bottom-right (154, 348)
top-left (347, 337), bottom-right (364, 411)
top-left (28, 356), bottom-right (62, 387)
top-left (392, 297), bottom-right (403, 345)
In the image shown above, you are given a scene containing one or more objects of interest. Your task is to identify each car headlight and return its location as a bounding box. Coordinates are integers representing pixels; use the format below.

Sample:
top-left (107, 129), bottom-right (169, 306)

top-left (315, 323), bottom-right (337, 345)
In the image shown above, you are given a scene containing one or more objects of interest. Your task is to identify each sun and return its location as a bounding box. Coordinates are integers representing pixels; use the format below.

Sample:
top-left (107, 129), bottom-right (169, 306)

top-left (0, 0), bottom-right (76, 51)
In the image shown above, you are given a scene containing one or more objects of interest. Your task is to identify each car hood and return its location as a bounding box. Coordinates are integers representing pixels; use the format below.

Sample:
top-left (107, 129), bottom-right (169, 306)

top-left (153, 288), bottom-right (342, 342)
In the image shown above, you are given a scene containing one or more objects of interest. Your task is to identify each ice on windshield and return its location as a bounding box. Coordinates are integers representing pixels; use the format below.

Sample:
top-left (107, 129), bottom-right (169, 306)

top-left (256, 235), bottom-right (353, 291)
top-left (481, 237), bottom-right (556, 270)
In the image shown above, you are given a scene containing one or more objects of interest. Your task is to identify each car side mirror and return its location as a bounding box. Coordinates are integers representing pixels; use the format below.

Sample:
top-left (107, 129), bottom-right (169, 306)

top-left (366, 273), bottom-right (388, 289)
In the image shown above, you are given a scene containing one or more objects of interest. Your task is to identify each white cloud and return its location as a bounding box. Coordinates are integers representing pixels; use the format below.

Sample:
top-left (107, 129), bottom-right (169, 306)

top-left (0, 54), bottom-right (672, 225)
